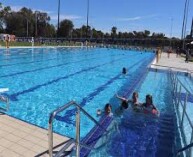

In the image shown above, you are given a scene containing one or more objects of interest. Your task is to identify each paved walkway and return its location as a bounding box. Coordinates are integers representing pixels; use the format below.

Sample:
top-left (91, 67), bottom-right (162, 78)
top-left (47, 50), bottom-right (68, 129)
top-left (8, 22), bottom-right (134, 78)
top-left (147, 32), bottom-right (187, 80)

top-left (151, 52), bottom-right (193, 72)
top-left (0, 114), bottom-right (70, 157)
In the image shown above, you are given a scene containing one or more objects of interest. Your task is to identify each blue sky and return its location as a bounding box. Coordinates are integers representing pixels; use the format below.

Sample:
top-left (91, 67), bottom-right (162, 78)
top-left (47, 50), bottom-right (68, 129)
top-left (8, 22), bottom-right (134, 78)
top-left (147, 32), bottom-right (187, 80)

top-left (1, 0), bottom-right (193, 37)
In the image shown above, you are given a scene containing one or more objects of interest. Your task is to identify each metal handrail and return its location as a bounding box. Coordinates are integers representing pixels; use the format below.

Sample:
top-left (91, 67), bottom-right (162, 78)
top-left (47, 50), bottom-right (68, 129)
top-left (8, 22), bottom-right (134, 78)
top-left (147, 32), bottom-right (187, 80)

top-left (171, 72), bottom-right (193, 129)
top-left (169, 70), bottom-right (193, 157)
top-left (151, 64), bottom-right (190, 72)
top-left (48, 101), bottom-right (108, 157)
top-left (175, 75), bottom-right (193, 96)
top-left (0, 95), bottom-right (9, 111)
top-left (151, 64), bottom-right (193, 83)
top-left (177, 143), bottom-right (193, 155)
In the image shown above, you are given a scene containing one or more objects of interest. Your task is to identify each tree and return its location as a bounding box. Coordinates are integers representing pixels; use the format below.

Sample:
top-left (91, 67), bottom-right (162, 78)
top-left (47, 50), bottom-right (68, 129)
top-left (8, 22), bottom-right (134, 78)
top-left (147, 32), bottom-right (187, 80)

top-left (0, 3), bottom-right (3, 32)
top-left (5, 12), bottom-right (26, 36)
top-left (58, 19), bottom-right (74, 37)
top-left (45, 24), bottom-right (56, 37)
top-left (118, 32), bottom-right (123, 38)
top-left (111, 26), bottom-right (117, 39)
top-left (0, 4), bottom-right (11, 33)
top-left (72, 28), bottom-right (81, 38)
top-left (144, 30), bottom-right (150, 38)
top-left (80, 25), bottom-right (91, 38)
top-left (34, 11), bottom-right (51, 37)
top-left (151, 32), bottom-right (165, 38)
top-left (19, 7), bottom-right (35, 37)
top-left (91, 28), bottom-right (104, 39)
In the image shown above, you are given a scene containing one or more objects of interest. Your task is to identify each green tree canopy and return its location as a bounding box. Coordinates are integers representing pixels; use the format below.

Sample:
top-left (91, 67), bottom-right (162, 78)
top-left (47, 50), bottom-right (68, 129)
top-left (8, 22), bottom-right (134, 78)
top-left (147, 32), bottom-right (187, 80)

top-left (58, 19), bottom-right (74, 37)
top-left (111, 26), bottom-right (117, 38)
top-left (0, 2), bottom-right (173, 42)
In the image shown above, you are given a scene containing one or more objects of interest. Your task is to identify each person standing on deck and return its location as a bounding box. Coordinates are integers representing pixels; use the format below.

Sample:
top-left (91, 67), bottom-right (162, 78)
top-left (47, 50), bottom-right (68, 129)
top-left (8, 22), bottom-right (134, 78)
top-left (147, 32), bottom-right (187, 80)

top-left (185, 49), bottom-right (190, 63)
top-left (5, 35), bottom-right (10, 48)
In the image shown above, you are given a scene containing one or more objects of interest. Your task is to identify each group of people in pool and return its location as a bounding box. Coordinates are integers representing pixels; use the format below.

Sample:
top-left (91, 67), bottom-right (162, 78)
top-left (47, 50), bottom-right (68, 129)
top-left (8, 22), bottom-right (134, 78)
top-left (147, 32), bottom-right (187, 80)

top-left (116, 92), bottom-right (159, 115)
top-left (97, 92), bottom-right (159, 117)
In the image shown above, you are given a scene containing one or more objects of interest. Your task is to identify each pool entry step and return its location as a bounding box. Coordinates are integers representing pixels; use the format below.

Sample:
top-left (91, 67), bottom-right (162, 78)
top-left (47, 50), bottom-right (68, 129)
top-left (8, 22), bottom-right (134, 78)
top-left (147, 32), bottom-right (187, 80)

top-left (156, 113), bottom-right (176, 157)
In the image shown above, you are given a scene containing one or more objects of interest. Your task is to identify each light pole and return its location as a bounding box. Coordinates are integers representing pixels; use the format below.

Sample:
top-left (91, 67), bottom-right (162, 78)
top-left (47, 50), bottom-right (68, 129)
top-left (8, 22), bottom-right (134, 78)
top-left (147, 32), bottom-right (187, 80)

top-left (57, 0), bottom-right (60, 38)
top-left (35, 11), bottom-right (40, 37)
top-left (22, 14), bottom-right (29, 37)
top-left (170, 18), bottom-right (173, 48)
top-left (181, 0), bottom-right (190, 49)
top-left (26, 18), bottom-right (29, 37)
top-left (86, 0), bottom-right (90, 43)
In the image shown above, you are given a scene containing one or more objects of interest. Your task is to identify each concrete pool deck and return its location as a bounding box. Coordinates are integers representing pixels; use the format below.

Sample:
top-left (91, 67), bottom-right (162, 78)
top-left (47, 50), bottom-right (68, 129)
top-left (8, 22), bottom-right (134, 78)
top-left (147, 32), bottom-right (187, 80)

top-left (0, 114), bottom-right (70, 157)
top-left (151, 52), bottom-right (193, 72)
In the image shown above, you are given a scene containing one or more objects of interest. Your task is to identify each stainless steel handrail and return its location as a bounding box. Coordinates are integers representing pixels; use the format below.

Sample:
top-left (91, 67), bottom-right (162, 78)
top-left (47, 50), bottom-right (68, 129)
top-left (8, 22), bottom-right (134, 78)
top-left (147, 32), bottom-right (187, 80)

top-left (0, 95), bottom-right (9, 111)
top-left (176, 76), bottom-right (193, 96)
top-left (48, 101), bottom-right (108, 157)
top-left (169, 70), bottom-right (193, 157)
top-left (151, 64), bottom-right (190, 72)
top-left (177, 142), bottom-right (193, 155)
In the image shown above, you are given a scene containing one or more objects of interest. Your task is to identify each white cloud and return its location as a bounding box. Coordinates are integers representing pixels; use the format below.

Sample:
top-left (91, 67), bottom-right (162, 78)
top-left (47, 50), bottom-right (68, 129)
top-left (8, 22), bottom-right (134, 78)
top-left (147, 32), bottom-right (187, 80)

top-left (50, 14), bottom-right (82, 21)
top-left (117, 14), bottom-right (158, 22)
top-left (9, 5), bottom-right (53, 14)
top-left (118, 16), bottom-right (141, 21)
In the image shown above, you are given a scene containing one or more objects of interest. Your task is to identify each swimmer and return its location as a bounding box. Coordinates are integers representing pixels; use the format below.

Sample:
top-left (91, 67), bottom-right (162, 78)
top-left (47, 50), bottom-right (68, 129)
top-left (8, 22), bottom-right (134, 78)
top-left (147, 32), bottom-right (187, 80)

top-left (96, 109), bottom-right (102, 116)
top-left (142, 94), bottom-right (159, 115)
top-left (116, 92), bottom-right (141, 110)
top-left (104, 103), bottom-right (113, 116)
top-left (122, 67), bottom-right (127, 75)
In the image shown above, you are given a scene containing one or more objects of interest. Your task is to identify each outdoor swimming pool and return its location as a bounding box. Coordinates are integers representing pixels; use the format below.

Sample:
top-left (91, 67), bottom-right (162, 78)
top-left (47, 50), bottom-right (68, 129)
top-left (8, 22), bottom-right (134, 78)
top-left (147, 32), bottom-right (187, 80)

top-left (0, 48), bottom-right (155, 138)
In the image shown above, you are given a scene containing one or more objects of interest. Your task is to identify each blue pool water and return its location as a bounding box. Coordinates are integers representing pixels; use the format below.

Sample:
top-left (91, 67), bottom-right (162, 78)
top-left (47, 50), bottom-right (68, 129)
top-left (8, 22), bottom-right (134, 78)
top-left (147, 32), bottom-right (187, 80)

top-left (0, 48), bottom-right (155, 138)
top-left (89, 70), bottom-right (177, 157)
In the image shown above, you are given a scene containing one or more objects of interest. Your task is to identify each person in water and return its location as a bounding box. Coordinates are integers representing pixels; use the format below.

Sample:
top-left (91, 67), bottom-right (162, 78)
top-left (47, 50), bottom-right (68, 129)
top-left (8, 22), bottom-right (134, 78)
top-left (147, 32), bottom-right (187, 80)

top-left (142, 94), bottom-right (158, 114)
top-left (122, 67), bottom-right (127, 74)
top-left (116, 94), bottom-right (128, 110)
top-left (104, 103), bottom-right (113, 116)
top-left (130, 92), bottom-right (142, 111)
top-left (96, 109), bottom-right (102, 116)
top-left (116, 92), bottom-right (140, 110)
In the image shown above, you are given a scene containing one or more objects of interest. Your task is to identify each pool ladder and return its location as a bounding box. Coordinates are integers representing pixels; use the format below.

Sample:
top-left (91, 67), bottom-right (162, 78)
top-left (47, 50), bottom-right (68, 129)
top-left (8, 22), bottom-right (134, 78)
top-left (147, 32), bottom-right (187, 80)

top-left (48, 101), bottom-right (108, 157)
top-left (0, 95), bottom-right (9, 111)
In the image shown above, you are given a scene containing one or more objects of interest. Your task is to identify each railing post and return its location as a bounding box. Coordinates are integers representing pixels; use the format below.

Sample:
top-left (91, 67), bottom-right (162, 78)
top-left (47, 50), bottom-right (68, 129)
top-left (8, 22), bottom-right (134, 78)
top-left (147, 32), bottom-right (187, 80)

top-left (172, 74), bottom-right (176, 91)
top-left (180, 92), bottom-right (188, 128)
top-left (189, 130), bottom-right (193, 157)
top-left (6, 98), bottom-right (9, 111)
top-left (175, 81), bottom-right (178, 105)
top-left (172, 75), bottom-right (175, 96)
top-left (76, 107), bottom-right (80, 157)
top-left (48, 115), bottom-right (53, 157)
top-left (177, 85), bottom-right (182, 108)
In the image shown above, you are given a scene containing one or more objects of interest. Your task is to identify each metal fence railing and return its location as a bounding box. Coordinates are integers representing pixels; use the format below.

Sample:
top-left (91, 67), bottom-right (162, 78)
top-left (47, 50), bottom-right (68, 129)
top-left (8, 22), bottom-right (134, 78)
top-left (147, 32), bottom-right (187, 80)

top-left (170, 70), bottom-right (193, 157)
